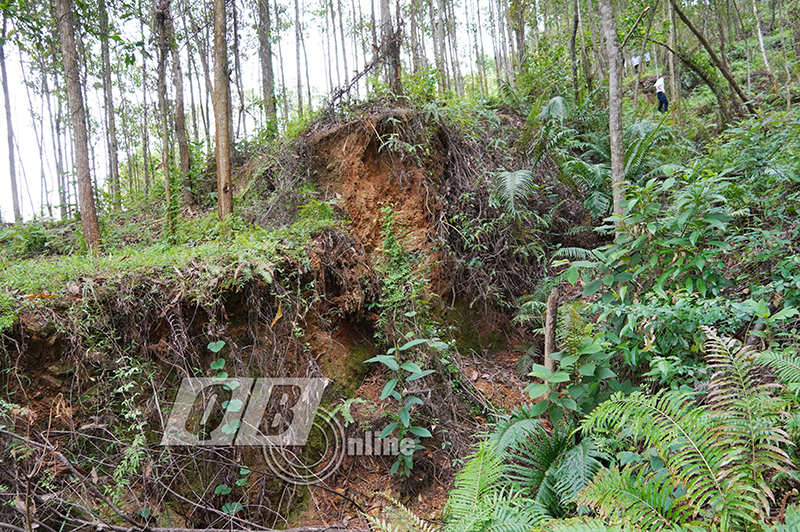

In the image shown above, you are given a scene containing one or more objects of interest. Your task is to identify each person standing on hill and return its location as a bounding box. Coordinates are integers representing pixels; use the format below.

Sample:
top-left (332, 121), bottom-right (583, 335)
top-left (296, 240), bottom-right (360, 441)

top-left (655, 73), bottom-right (668, 113)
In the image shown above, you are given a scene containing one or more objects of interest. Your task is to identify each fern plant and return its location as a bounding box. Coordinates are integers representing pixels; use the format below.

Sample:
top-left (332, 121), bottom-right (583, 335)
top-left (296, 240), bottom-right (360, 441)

top-left (446, 408), bottom-right (605, 532)
top-left (578, 328), bottom-right (797, 531)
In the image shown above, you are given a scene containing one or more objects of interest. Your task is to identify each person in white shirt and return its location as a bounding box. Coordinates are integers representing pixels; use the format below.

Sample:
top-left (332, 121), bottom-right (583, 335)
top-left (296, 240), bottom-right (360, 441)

top-left (632, 55), bottom-right (641, 74)
top-left (655, 74), bottom-right (668, 113)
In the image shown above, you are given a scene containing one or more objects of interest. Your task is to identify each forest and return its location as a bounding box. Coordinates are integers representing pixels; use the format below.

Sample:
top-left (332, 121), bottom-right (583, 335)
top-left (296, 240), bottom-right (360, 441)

top-left (1, 0), bottom-right (800, 530)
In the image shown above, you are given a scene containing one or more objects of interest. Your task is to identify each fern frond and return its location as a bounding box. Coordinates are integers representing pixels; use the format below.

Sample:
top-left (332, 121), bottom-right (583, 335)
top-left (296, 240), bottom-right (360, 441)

top-left (552, 438), bottom-right (607, 506)
top-left (578, 466), bottom-right (695, 531)
top-left (552, 247), bottom-right (596, 261)
top-left (582, 391), bottom-right (762, 528)
top-left (539, 96), bottom-right (569, 124)
top-left (507, 423), bottom-right (574, 496)
top-left (540, 517), bottom-right (625, 532)
top-left (445, 441), bottom-right (507, 523)
top-left (703, 327), bottom-right (794, 513)
top-left (487, 405), bottom-right (547, 452)
top-left (366, 514), bottom-right (402, 532)
top-left (757, 350), bottom-right (800, 392)
top-left (494, 169), bottom-right (537, 218)
top-left (380, 493), bottom-right (441, 532)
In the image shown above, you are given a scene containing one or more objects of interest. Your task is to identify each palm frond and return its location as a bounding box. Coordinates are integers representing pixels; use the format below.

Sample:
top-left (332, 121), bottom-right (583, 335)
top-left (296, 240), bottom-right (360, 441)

top-left (578, 466), bottom-right (695, 531)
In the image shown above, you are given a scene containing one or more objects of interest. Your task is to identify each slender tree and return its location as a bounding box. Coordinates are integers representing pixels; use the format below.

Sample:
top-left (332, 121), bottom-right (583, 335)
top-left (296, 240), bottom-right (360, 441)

top-left (56, 0), bottom-right (101, 249)
top-left (258, 0), bottom-right (277, 133)
top-left (99, 0), bottom-right (120, 209)
top-left (597, 0), bottom-right (624, 223)
top-left (214, 0), bottom-right (233, 218)
top-left (0, 14), bottom-right (21, 222)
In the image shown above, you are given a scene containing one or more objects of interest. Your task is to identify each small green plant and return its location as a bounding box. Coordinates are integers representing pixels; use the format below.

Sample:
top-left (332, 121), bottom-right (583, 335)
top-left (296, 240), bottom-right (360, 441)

top-left (365, 335), bottom-right (448, 475)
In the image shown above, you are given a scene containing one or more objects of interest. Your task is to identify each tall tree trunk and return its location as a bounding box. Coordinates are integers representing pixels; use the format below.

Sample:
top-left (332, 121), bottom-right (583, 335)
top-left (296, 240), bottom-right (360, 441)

top-left (587, 0), bottom-right (605, 79)
top-left (338, 0), bottom-right (349, 85)
top-left (56, 0), bottom-right (101, 250)
top-left (232, 0), bottom-right (246, 138)
top-left (752, 0), bottom-right (779, 92)
top-left (275, 0), bottom-right (290, 121)
top-left (99, 0), bottom-right (120, 209)
top-left (168, 17), bottom-right (192, 206)
top-left (44, 71), bottom-right (67, 219)
top-left (668, 0), bottom-right (757, 114)
top-left (259, 0), bottom-right (277, 134)
top-left (0, 15), bottom-right (21, 222)
top-left (139, 7), bottom-right (152, 197)
top-left (155, 0), bottom-right (175, 237)
top-left (182, 3), bottom-right (199, 143)
top-left (668, 0), bottom-right (683, 129)
top-left (570, 0), bottom-right (580, 101)
top-left (295, 0), bottom-right (304, 117)
top-left (214, 0), bottom-right (233, 219)
top-left (597, 0), bottom-right (624, 224)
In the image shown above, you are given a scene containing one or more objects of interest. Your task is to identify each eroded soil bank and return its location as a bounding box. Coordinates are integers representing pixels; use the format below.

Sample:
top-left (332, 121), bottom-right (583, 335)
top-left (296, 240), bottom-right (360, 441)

top-left (0, 107), bottom-right (595, 530)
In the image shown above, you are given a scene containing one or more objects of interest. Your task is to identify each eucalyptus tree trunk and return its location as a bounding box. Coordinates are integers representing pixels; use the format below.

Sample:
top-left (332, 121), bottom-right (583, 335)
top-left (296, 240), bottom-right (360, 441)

top-left (330, 0), bottom-right (341, 87)
top-left (668, 0), bottom-right (683, 128)
top-left (155, 0), bottom-right (175, 236)
top-left (214, 0), bottom-right (233, 218)
top-left (597, 0), bottom-right (625, 224)
top-left (44, 70), bottom-right (67, 218)
top-left (56, 0), bottom-right (100, 250)
top-left (0, 15), bottom-right (21, 222)
top-left (169, 22), bottom-right (192, 206)
top-left (295, 0), bottom-right (303, 117)
top-left (98, 0), bottom-right (120, 209)
top-left (259, 0), bottom-right (277, 133)
top-left (751, 0), bottom-right (779, 92)
top-left (138, 9), bottom-right (152, 197)
top-left (570, 0), bottom-right (580, 101)
top-left (338, 0), bottom-right (349, 84)
top-left (232, 0), bottom-right (246, 138)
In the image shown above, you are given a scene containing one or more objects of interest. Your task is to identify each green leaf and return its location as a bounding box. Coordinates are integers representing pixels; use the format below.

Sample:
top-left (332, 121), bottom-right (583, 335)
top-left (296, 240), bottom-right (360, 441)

top-left (566, 266), bottom-right (579, 285)
top-left (771, 307), bottom-right (799, 321)
top-left (223, 380), bottom-right (241, 391)
top-left (222, 399), bottom-right (244, 412)
top-left (390, 459), bottom-right (401, 475)
top-left (408, 426), bottom-right (432, 437)
top-left (213, 371), bottom-right (229, 380)
top-left (405, 396), bottom-right (424, 408)
top-left (214, 484), bottom-right (232, 495)
top-left (399, 408), bottom-right (411, 427)
top-left (525, 383), bottom-right (549, 399)
top-left (221, 420), bottom-right (241, 435)
top-left (208, 341), bottom-right (226, 353)
top-left (221, 502), bottom-right (243, 515)
top-left (380, 379), bottom-right (399, 400)
top-left (548, 371), bottom-right (571, 384)
top-left (406, 369), bottom-right (435, 381)
top-left (747, 298), bottom-right (771, 318)
top-left (400, 362), bottom-right (423, 373)
top-left (529, 363), bottom-right (552, 380)
top-left (380, 423), bottom-right (398, 438)
top-left (365, 354), bottom-right (400, 371)
top-left (235, 478), bottom-right (248, 486)
top-left (399, 338), bottom-right (429, 351)
top-left (560, 354), bottom-right (580, 367)
top-left (583, 280), bottom-right (603, 296)
top-left (578, 362), bottom-right (597, 376)
top-left (210, 358), bottom-right (225, 370)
